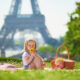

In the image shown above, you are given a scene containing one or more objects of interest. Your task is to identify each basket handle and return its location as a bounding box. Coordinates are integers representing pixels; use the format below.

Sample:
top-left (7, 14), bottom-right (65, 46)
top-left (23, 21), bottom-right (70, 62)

top-left (56, 45), bottom-right (70, 59)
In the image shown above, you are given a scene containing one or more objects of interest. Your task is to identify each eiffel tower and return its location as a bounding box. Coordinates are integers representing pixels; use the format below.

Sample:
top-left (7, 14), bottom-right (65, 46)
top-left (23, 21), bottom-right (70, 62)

top-left (0, 0), bottom-right (57, 51)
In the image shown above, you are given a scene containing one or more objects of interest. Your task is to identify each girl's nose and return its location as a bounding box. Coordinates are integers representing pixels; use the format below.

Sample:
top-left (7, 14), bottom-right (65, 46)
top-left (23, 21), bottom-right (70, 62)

top-left (31, 45), bottom-right (33, 48)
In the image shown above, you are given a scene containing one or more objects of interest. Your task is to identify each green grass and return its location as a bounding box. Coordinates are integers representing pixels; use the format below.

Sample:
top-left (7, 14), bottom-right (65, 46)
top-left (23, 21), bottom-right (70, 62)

top-left (74, 62), bottom-right (80, 69)
top-left (0, 70), bottom-right (80, 80)
top-left (0, 57), bottom-right (80, 80)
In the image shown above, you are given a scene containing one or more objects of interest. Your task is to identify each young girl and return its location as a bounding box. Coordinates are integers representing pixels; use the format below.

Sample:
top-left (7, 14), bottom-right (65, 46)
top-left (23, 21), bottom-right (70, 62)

top-left (22, 39), bottom-right (46, 69)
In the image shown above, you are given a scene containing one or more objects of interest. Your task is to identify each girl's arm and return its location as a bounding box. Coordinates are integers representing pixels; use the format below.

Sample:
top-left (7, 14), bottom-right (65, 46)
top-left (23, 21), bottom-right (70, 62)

top-left (35, 53), bottom-right (43, 62)
top-left (24, 54), bottom-right (35, 65)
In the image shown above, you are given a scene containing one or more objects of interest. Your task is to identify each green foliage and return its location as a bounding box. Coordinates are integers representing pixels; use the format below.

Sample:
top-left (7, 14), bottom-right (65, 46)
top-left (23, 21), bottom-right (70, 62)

top-left (38, 45), bottom-right (56, 54)
top-left (0, 57), bottom-right (21, 62)
top-left (64, 2), bottom-right (80, 59)
top-left (0, 57), bottom-right (22, 67)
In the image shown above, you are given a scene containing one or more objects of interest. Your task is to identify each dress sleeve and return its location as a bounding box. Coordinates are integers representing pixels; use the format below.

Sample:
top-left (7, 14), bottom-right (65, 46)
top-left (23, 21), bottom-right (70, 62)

top-left (22, 52), bottom-right (30, 57)
top-left (22, 52), bottom-right (30, 65)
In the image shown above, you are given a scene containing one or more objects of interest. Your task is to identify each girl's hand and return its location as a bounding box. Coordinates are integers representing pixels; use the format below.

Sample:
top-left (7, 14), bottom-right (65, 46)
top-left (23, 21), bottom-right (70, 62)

top-left (31, 53), bottom-right (35, 56)
top-left (42, 63), bottom-right (46, 67)
top-left (29, 48), bottom-right (36, 54)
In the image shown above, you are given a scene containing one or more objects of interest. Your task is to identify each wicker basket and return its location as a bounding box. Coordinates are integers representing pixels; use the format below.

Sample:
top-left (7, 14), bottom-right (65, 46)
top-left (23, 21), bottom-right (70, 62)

top-left (51, 45), bottom-right (75, 69)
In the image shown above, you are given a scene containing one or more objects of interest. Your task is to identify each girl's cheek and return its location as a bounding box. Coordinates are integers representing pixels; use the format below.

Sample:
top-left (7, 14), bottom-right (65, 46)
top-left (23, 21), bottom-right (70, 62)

top-left (27, 47), bottom-right (30, 50)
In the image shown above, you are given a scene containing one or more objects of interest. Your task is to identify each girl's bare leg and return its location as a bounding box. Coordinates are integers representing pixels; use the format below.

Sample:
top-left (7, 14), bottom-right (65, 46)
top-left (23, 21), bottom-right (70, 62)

top-left (33, 57), bottom-right (43, 69)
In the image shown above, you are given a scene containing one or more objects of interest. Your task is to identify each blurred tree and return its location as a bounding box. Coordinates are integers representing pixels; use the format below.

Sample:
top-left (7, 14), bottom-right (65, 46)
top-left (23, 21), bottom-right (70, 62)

top-left (38, 45), bottom-right (56, 54)
top-left (64, 2), bottom-right (80, 60)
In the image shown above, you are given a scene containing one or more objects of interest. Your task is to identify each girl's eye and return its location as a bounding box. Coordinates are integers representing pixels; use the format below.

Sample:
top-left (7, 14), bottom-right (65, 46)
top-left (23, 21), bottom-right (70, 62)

top-left (28, 45), bottom-right (35, 47)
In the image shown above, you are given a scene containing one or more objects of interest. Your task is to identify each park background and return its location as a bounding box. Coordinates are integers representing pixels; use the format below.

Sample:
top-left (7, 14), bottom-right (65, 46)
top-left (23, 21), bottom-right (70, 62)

top-left (0, 0), bottom-right (80, 80)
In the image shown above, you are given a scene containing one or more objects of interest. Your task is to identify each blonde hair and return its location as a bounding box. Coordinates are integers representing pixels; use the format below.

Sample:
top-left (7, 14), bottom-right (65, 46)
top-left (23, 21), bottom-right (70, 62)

top-left (24, 39), bottom-right (36, 51)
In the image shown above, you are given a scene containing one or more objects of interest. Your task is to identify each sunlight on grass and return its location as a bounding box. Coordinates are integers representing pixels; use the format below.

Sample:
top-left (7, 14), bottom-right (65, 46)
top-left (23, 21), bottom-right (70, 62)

top-left (0, 70), bottom-right (80, 80)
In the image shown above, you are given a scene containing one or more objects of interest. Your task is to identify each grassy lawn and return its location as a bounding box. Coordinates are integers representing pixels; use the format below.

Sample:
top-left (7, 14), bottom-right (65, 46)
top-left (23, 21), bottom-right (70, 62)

top-left (0, 69), bottom-right (80, 80)
top-left (0, 57), bottom-right (80, 80)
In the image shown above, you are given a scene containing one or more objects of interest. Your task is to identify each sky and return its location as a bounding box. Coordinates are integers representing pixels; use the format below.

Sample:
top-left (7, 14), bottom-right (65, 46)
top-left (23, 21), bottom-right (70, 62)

top-left (0, 0), bottom-right (80, 39)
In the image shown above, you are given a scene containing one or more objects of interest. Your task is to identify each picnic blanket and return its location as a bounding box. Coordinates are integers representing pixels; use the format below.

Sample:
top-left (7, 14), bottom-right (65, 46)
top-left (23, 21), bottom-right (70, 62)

top-left (0, 63), bottom-right (79, 71)
top-left (0, 63), bottom-right (24, 70)
top-left (0, 63), bottom-right (53, 71)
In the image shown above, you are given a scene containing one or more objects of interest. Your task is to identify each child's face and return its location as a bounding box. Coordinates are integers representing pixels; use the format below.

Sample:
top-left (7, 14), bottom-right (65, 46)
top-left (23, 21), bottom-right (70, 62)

top-left (27, 41), bottom-right (36, 51)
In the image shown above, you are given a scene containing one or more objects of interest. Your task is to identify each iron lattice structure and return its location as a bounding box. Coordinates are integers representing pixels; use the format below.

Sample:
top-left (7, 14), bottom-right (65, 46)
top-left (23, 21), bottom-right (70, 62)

top-left (0, 0), bottom-right (57, 50)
